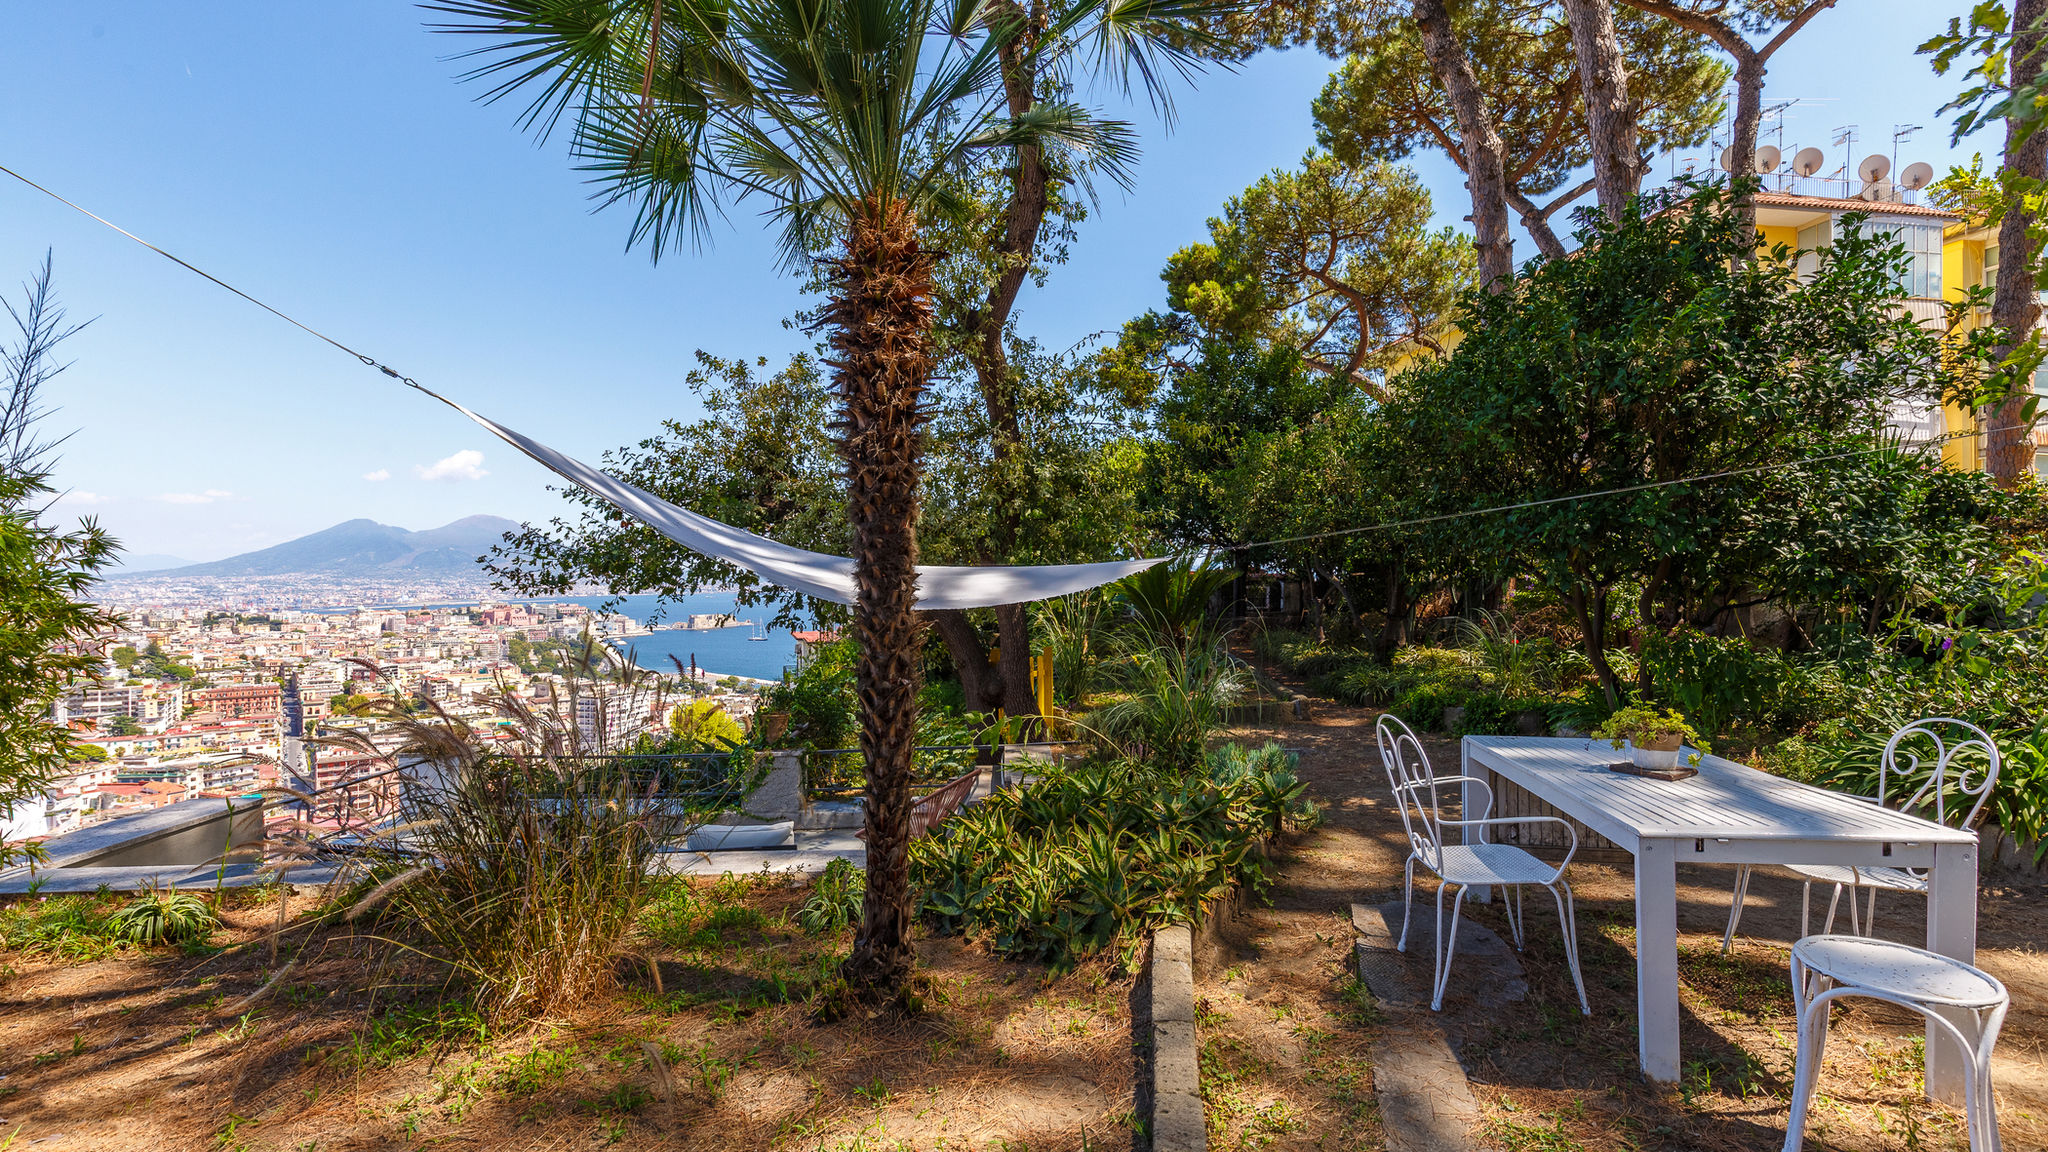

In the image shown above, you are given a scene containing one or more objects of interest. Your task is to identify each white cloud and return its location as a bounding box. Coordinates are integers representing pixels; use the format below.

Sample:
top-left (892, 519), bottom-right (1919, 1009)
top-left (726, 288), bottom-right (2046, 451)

top-left (154, 489), bottom-right (237, 505)
top-left (362, 468), bottom-right (391, 482)
top-left (55, 490), bottom-right (110, 505)
top-left (415, 449), bottom-right (488, 483)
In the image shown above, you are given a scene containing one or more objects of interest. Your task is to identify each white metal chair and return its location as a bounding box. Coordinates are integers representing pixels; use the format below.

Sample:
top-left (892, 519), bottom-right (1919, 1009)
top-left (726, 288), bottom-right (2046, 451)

top-left (1723, 718), bottom-right (2000, 953)
top-left (1783, 935), bottom-right (2008, 1151)
top-left (1376, 715), bottom-right (1591, 1015)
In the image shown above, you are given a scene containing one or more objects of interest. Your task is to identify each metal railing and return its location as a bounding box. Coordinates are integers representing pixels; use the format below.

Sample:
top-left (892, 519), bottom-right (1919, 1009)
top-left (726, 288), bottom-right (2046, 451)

top-left (800, 741), bottom-right (1078, 802)
top-left (288, 751), bottom-right (765, 851)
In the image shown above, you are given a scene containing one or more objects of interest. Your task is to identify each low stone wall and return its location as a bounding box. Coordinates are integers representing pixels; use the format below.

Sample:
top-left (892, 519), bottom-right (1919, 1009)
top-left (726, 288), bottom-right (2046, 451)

top-left (33, 798), bottom-right (266, 871)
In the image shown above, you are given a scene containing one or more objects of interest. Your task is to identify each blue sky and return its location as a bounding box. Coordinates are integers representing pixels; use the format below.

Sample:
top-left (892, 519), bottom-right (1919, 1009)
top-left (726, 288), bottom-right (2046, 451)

top-left (3, 1), bottom-right (1987, 562)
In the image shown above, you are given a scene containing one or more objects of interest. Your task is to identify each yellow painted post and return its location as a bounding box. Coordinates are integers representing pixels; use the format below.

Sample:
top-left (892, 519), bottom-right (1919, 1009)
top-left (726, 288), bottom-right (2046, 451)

top-left (1034, 648), bottom-right (1055, 720)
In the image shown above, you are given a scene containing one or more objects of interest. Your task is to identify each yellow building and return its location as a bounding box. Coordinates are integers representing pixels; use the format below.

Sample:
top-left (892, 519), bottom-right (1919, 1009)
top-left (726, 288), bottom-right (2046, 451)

top-left (1938, 214), bottom-right (2048, 477)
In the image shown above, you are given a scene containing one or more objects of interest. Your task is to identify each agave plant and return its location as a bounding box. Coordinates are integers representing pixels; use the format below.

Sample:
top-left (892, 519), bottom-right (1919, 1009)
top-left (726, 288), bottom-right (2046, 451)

top-left (106, 886), bottom-right (218, 947)
top-left (908, 744), bottom-right (1309, 968)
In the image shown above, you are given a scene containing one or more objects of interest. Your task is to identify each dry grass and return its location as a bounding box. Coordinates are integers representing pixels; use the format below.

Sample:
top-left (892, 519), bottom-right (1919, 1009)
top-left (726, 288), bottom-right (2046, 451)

top-left (0, 872), bottom-right (1141, 1150)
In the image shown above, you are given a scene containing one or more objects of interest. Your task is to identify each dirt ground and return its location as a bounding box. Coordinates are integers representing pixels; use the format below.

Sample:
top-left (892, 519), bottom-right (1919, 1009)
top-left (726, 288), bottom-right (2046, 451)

top-left (0, 877), bottom-right (1140, 1151)
top-left (1205, 673), bottom-right (2048, 1152)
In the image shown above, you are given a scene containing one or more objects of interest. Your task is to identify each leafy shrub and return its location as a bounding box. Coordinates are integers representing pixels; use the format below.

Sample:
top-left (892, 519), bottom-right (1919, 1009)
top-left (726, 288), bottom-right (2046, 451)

top-left (1548, 682), bottom-right (1621, 734)
top-left (1326, 662), bottom-right (1417, 706)
top-left (1391, 682), bottom-right (1469, 732)
top-left (1391, 647), bottom-right (1473, 676)
top-left (1641, 629), bottom-right (1846, 737)
top-left (1448, 693), bottom-right (1553, 737)
top-left (106, 888), bottom-right (218, 947)
top-left (796, 857), bottom-right (865, 935)
top-left (664, 700), bottom-right (747, 751)
top-left (766, 638), bottom-right (857, 749)
top-left (910, 744), bottom-right (1312, 969)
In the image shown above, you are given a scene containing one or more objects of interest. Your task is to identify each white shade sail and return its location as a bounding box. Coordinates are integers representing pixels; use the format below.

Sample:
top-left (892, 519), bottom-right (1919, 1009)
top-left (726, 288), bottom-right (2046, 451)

top-left (434, 390), bottom-right (1167, 610)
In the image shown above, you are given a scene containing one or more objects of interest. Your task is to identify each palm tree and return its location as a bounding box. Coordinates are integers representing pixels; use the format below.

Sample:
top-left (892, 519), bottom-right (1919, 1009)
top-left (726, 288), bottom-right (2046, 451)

top-left (430, 0), bottom-right (1218, 996)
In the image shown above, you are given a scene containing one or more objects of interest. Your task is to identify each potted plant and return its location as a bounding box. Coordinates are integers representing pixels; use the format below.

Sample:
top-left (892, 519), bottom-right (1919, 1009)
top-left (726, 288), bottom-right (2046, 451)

top-left (753, 709), bottom-right (792, 746)
top-left (1594, 705), bottom-right (1708, 770)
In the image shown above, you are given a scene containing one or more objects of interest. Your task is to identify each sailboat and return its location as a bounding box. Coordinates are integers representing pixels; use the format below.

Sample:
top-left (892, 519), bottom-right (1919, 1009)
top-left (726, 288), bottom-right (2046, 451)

top-left (747, 619), bottom-right (769, 642)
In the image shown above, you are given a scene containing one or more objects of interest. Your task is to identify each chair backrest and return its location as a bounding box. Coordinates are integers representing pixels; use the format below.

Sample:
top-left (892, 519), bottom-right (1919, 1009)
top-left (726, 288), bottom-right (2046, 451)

top-left (1376, 714), bottom-right (1444, 870)
top-left (1881, 717), bottom-right (2002, 832)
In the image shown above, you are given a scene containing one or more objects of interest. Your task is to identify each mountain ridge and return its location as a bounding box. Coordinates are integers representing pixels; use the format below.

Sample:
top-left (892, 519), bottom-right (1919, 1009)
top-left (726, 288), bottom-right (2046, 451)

top-left (116, 515), bottom-right (519, 578)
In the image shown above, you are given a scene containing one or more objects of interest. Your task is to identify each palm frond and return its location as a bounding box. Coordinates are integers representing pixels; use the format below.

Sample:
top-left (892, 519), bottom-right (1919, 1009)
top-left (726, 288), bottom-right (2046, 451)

top-left (426, 0), bottom-right (662, 138)
top-left (968, 102), bottom-right (1141, 194)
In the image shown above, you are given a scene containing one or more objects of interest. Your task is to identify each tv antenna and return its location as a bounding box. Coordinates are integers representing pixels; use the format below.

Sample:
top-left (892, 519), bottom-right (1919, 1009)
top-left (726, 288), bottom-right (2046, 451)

top-left (1760, 100), bottom-right (1797, 150)
top-left (1833, 125), bottom-right (1858, 191)
top-left (1892, 124), bottom-right (1922, 174)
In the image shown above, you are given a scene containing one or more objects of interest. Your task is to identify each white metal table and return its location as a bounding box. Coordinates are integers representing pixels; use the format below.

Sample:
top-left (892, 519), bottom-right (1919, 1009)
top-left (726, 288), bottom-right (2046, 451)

top-left (1459, 736), bottom-right (1980, 1103)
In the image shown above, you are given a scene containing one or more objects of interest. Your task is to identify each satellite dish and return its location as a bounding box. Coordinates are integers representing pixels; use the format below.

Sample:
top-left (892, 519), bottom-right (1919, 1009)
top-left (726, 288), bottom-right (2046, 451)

top-left (1755, 145), bottom-right (1782, 173)
top-left (1859, 177), bottom-right (1895, 203)
top-left (1719, 145), bottom-right (1739, 173)
top-left (1858, 153), bottom-right (1892, 184)
top-left (1792, 146), bottom-right (1825, 176)
top-left (1900, 161), bottom-right (1934, 190)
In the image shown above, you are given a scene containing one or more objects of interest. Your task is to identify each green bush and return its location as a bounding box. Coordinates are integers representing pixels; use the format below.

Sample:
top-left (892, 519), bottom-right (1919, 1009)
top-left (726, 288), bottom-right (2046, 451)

top-left (909, 743), bottom-right (1312, 969)
top-left (1802, 720), bottom-right (2048, 864)
top-left (1391, 682), bottom-right (1469, 732)
top-left (1392, 647), bottom-right (1472, 676)
top-left (1641, 629), bottom-right (1847, 737)
top-left (1327, 662), bottom-right (1417, 706)
top-left (1447, 693), bottom-right (1553, 737)
top-left (766, 638), bottom-right (857, 749)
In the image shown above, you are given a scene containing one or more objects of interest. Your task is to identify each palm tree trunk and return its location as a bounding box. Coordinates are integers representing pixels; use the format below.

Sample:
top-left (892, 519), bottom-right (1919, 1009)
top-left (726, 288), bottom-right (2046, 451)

top-left (827, 201), bottom-right (938, 997)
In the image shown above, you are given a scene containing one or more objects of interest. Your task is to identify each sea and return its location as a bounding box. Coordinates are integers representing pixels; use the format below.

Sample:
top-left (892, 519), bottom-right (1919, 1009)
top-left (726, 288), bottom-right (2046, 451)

top-left (336, 591), bottom-right (805, 683)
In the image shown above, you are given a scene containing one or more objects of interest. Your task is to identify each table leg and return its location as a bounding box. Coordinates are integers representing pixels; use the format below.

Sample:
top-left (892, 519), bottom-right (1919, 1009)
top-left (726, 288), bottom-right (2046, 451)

top-left (1635, 838), bottom-right (1680, 1083)
top-left (1924, 840), bottom-right (1978, 1105)
top-left (1461, 740), bottom-right (1492, 904)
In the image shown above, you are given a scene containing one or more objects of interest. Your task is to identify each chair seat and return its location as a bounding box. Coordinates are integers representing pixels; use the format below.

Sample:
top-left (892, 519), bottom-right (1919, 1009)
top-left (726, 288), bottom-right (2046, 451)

top-left (1793, 935), bottom-right (2007, 1009)
top-left (1431, 842), bottom-right (1557, 886)
top-left (1786, 863), bottom-right (1927, 892)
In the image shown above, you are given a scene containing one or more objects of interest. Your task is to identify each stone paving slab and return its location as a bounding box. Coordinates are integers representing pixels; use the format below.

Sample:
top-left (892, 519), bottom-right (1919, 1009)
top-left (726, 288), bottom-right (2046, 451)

top-left (1352, 902), bottom-right (1508, 1152)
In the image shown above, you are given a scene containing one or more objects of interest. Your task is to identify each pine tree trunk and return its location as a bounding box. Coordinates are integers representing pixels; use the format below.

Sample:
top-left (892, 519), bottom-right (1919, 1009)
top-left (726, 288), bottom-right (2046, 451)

top-left (930, 609), bottom-right (1002, 713)
top-left (827, 201), bottom-right (938, 997)
top-left (1413, 0), bottom-right (1516, 289)
top-left (1991, 0), bottom-right (2048, 487)
top-left (1561, 0), bottom-right (1641, 220)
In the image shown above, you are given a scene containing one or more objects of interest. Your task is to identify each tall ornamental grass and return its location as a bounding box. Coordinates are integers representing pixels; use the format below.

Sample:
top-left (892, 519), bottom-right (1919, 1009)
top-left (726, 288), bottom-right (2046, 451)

top-left (323, 661), bottom-right (720, 1024)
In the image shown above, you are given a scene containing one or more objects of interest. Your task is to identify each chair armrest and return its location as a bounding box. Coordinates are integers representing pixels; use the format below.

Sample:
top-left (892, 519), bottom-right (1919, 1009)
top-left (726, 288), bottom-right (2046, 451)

top-left (1428, 775), bottom-right (1495, 821)
top-left (1439, 815), bottom-right (1579, 871)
